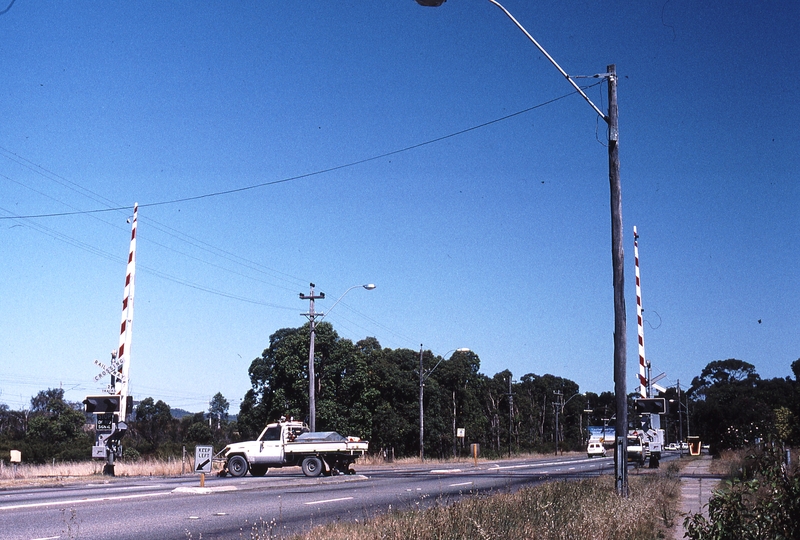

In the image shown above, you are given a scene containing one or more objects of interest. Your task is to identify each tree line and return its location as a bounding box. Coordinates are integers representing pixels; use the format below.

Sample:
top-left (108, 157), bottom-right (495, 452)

top-left (1, 322), bottom-right (798, 463)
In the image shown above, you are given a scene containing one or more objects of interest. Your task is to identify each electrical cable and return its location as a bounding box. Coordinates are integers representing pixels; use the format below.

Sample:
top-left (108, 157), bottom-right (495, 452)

top-left (0, 81), bottom-right (603, 221)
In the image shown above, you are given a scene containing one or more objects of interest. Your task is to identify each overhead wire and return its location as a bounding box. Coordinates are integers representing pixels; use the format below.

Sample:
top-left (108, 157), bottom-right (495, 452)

top-left (0, 81), bottom-right (603, 221)
top-left (1, 82), bottom-right (606, 376)
top-left (0, 148), bottom-right (310, 295)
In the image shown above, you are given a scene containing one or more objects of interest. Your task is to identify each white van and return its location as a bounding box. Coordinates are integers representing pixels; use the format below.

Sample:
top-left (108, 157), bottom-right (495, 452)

top-left (587, 441), bottom-right (607, 458)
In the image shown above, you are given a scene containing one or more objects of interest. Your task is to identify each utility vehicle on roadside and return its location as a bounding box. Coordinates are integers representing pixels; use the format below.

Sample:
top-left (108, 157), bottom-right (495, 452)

top-left (218, 418), bottom-right (368, 478)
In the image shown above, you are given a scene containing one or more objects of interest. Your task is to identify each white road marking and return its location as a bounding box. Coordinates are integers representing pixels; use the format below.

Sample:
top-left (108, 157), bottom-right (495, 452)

top-left (0, 491), bottom-right (166, 511)
top-left (305, 496), bottom-right (353, 506)
top-left (31, 537), bottom-right (60, 540)
top-left (488, 457), bottom-right (600, 471)
top-left (449, 482), bottom-right (473, 487)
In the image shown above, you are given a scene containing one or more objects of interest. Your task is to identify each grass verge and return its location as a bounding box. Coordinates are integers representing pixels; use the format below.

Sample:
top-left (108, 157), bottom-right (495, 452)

top-left (240, 467), bottom-right (681, 540)
top-left (0, 457), bottom-right (200, 487)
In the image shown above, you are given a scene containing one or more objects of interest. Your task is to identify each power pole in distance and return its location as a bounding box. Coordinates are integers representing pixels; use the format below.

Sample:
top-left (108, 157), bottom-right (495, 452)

top-left (507, 375), bottom-right (514, 457)
top-left (419, 345), bottom-right (425, 461)
top-left (553, 390), bottom-right (563, 455)
top-left (300, 283), bottom-right (325, 432)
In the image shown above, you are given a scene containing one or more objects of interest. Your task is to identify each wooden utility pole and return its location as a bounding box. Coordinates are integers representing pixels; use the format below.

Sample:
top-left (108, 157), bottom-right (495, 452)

top-left (300, 283), bottom-right (325, 432)
top-left (608, 64), bottom-right (628, 497)
top-left (508, 375), bottom-right (513, 457)
top-left (415, 0), bottom-right (629, 497)
top-left (553, 390), bottom-right (563, 455)
top-left (419, 345), bottom-right (425, 460)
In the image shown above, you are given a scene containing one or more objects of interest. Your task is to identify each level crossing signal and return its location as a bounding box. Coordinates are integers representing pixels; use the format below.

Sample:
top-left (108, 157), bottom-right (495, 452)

top-left (635, 398), bottom-right (666, 414)
top-left (83, 395), bottom-right (121, 414)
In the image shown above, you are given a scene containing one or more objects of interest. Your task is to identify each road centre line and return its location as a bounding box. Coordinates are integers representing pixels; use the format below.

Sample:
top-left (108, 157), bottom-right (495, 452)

top-left (0, 491), bottom-right (167, 511)
top-left (305, 496), bottom-right (353, 506)
top-left (487, 457), bottom-right (601, 471)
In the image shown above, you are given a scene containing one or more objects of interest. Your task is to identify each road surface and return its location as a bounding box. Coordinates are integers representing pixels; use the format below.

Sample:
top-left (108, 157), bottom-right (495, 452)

top-left (1, 454), bottom-right (622, 539)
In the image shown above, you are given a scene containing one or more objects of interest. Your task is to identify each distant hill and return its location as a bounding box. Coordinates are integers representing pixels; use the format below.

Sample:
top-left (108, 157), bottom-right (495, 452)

top-left (171, 408), bottom-right (198, 419)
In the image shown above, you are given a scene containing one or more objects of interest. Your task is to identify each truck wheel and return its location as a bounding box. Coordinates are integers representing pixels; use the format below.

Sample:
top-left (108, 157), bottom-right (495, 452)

top-left (302, 456), bottom-right (323, 477)
top-left (250, 465), bottom-right (269, 477)
top-left (227, 455), bottom-right (249, 477)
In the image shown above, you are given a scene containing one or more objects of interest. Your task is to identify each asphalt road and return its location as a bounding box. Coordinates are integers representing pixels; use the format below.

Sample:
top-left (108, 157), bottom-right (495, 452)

top-left (0, 454), bottom-right (624, 540)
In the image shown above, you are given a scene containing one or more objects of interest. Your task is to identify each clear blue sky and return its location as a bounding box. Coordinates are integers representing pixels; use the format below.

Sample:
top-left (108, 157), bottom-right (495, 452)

top-left (1, 1), bottom-right (797, 412)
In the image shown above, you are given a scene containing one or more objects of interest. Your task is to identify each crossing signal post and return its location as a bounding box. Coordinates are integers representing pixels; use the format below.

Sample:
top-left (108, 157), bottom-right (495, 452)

top-left (86, 203), bottom-right (139, 476)
top-left (85, 395), bottom-right (130, 475)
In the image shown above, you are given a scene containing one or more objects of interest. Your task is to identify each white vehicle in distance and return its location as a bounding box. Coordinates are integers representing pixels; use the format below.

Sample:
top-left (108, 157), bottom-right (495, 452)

top-left (666, 442), bottom-right (678, 451)
top-left (587, 441), bottom-right (607, 458)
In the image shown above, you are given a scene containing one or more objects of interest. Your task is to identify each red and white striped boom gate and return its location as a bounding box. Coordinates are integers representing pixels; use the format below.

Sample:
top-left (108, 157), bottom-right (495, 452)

top-left (85, 203), bottom-right (137, 474)
top-left (634, 226), bottom-right (647, 398)
top-left (115, 202), bottom-right (137, 418)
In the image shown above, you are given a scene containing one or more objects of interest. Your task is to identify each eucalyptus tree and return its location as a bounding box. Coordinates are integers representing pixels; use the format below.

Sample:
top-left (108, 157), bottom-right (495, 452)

top-left (689, 359), bottom-right (768, 450)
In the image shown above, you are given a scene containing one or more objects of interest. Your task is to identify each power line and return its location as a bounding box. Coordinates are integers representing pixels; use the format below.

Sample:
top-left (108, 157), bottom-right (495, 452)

top-left (0, 82), bottom-right (602, 221)
top-left (1, 153), bottom-right (311, 293)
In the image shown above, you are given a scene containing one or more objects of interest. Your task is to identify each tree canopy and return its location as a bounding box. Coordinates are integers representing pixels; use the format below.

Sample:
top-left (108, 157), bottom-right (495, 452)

top-left (1, 331), bottom-right (797, 463)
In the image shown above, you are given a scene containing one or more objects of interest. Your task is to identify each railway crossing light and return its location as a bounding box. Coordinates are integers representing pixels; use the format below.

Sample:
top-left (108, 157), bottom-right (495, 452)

top-left (83, 395), bottom-right (121, 414)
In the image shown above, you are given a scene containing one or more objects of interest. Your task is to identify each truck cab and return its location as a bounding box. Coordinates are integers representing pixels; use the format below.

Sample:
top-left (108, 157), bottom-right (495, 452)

top-left (222, 420), bottom-right (309, 476)
top-left (626, 434), bottom-right (645, 466)
top-left (251, 422), bottom-right (306, 464)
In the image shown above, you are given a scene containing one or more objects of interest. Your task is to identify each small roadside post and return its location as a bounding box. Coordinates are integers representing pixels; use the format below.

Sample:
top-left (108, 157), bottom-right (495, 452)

top-left (10, 450), bottom-right (21, 478)
top-left (194, 445), bottom-right (213, 487)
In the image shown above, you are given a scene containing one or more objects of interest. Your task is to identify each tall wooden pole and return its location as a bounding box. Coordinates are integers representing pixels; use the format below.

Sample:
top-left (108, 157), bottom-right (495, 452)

top-left (415, 0), bottom-right (629, 497)
top-left (419, 345), bottom-right (425, 461)
top-left (608, 64), bottom-right (628, 497)
top-left (300, 284), bottom-right (325, 432)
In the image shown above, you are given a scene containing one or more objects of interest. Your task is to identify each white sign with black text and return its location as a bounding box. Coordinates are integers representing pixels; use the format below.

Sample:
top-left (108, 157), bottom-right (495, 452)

top-left (194, 445), bottom-right (213, 473)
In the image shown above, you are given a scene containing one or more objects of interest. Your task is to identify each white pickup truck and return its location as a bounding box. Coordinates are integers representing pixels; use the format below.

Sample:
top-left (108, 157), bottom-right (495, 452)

top-left (219, 419), bottom-right (369, 477)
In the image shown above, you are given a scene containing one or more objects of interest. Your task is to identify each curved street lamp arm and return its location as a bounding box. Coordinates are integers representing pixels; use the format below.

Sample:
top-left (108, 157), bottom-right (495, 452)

top-left (485, 0), bottom-right (608, 122)
top-left (561, 391), bottom-right (585, 411)
top-left (423, 348), bottom-right (470, 382)
top-left (317, 284), bottom-right (376, 323)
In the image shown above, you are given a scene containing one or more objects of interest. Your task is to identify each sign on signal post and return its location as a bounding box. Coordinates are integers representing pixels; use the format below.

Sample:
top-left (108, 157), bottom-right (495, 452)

top-left (96, 414), bottom-right (114, 432)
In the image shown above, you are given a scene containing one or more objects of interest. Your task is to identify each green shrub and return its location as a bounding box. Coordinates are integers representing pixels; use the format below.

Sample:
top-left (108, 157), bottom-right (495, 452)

top-left (685, 445), bottom-right (800, 540)
top-left (123, 447), bottom-right (141, 461)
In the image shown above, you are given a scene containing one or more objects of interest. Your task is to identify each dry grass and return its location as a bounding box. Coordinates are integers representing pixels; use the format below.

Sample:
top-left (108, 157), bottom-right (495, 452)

top-left (0, 457), bottom-right (220, 487)
top-left (709, 448), bottom-right (748, 478)
top-left (0, 450), bottom-right (570, 485)
top-left (238, 472), bottom-right (681, 540)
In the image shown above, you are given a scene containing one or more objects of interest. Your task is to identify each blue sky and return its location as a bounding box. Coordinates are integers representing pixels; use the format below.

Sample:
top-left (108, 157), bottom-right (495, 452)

top-left (1, 1), bottom-right (797, 413)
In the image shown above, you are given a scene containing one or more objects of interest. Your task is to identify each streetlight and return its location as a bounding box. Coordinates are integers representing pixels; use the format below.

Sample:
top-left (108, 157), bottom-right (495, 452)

top-left (554, 391), bottom-right (584, 455)
top-left (669, 385), bottom-right (690, 457)
top-left (582, 408), bottom-right (594, 445)
top-left (301, 283), bottom-right (376, 432)
top-left (415, 0), bottom-right (626, 495)
top-left (419, 347), bottom-right (470, 460)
